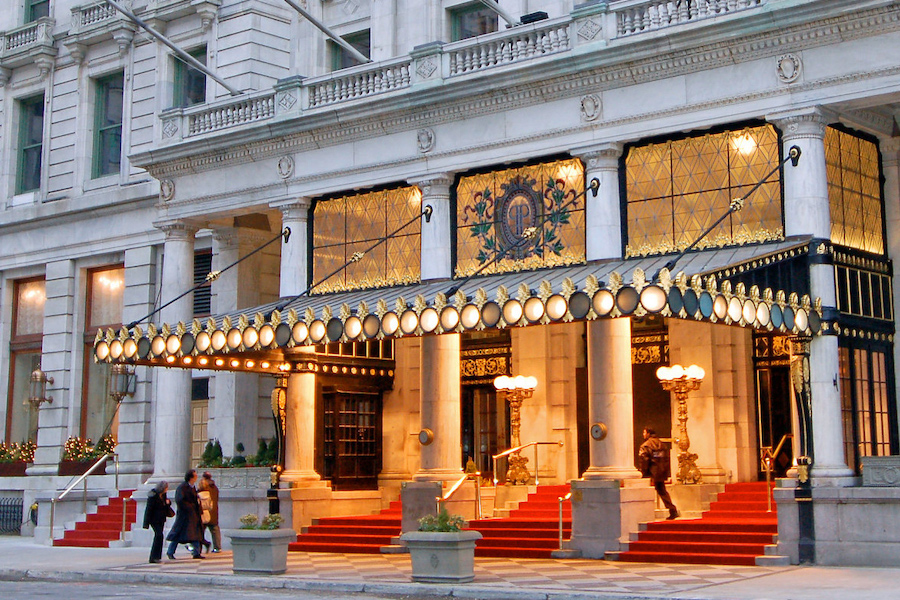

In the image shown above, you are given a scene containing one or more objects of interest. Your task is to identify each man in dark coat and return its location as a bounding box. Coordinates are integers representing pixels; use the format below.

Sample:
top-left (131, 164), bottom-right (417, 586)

top-left (639, 427), bottom-right (679, 520)
top-left (166, 469), bottom-right (204, 559)
top-left (142, 481), bottom-right (172, 563)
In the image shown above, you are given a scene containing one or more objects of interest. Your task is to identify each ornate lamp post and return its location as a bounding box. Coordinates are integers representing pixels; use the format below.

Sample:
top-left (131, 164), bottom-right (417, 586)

top-left (493, 375), bottom-right (537, 485)
top-left (656, 364), bottom-right (705, 484)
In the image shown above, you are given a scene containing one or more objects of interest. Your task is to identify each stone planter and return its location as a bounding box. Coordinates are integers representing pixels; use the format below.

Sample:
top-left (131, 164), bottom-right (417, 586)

top-left (0, 461), bottom-right (28, 477)
top-left (58, 460), bottom-right (94, 477)
top-left (202, 467), bottom-right (272, 489)
top-left (399, 530), bottom-right (483, 583)
top-left (224, 528), bottom-right (297, 575)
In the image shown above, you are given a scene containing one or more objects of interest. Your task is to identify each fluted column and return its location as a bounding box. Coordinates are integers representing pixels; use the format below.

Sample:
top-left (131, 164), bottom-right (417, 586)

top-left (572, 143), bottom-right (623, 261)
top-left (150, 221), bottom-right (196, 481)
top-left (414, 333), bottom-right (462, 481)
top-left (769, 108), bottom-right (852, 480)
top-left (582, 318), bottom-right (642, 480)
top-left (409, 174), bottom-right (453, 281)
top-left (883, 139), bottom-right (900, 418)
top-left (271, 198), bottom-right (311, 297)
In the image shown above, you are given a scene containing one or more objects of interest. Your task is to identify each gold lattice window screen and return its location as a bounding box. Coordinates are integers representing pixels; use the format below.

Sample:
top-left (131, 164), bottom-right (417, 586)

top-left (826, 127), bottom-right (884, 255)
top-left (455, 158), bottom-right (585, 277)
top-left (625, 124), bottom-right (784, 258)
top-left (313, 186), bottom-right (422, 293)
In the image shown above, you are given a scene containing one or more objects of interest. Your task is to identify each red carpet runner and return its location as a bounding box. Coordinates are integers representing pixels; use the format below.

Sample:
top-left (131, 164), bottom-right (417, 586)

top-left (54, 489), bottom-right (137, 547)
top-left (614, 481), bottom-right (778, 566)
top-left (290, 485), bottom-right (571, 558)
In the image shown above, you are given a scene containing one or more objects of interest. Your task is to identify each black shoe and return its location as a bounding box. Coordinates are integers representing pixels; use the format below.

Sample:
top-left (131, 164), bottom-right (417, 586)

top-left (192, 554), bottom-right (206, 559)
top-left (149, 558), bottom-right (160, 564)
top-left (166, 554), bottom-right (176, 560)
top-left (666, 511), bottom-right (679, 520)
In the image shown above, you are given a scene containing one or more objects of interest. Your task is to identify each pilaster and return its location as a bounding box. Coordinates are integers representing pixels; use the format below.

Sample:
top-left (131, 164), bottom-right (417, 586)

top-left (882, 138), bottom-right (900, 427)
top-left (409, 174), bottom-right (453, 281)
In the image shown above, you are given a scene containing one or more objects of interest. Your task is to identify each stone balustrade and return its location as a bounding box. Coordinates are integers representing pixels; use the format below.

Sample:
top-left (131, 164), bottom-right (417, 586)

top-left (187, 94), bottom-right (276, 136)
top-left (74, 1), bottom-right (117, 28)
top-left (306, 58), bottom-right (412, 109)
top-left (614, 0), bottom-right (764, 37)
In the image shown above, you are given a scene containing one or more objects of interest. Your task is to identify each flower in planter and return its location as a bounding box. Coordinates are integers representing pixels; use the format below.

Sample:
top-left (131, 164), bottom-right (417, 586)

top-left (417, 508), bottom-right (465, 532)
top-left (239, 513), bottom-right (284, 530)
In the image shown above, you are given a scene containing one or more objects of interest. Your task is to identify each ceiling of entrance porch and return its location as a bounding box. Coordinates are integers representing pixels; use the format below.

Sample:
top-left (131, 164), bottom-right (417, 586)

top-left (94, 238), bottom-right (822, 373)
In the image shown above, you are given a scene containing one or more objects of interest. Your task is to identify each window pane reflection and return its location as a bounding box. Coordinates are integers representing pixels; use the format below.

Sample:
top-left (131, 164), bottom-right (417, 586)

top-left (89, 267), bottom-right (125, 328)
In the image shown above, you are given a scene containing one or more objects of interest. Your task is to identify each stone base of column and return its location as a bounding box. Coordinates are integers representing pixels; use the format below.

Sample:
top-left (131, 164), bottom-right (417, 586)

top-left (400, 481), bottom-right (442, 533)
top-left (568, 479), bottom-right (655, 559)
top-left (412, 468), bottom-right (463, 482)
top-left (582, 466), bottom-right (642, 480)
top-left (279, 469), bottom-right (325, 488)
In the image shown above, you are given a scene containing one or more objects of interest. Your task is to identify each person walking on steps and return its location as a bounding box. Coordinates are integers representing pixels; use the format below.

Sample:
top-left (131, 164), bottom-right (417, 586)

top-left (142, 481), bottom-right (173, 563)
top-left (166, 469), bottom-right (205, 559)
top-left (639, 427), bottom-right (679, 520)
top-left (198, 471), bottom-right (222, 553)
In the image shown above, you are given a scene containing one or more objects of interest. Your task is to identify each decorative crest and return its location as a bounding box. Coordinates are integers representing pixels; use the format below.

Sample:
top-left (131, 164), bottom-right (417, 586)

top-left (749, 285), bottom-right (760, 302)
top-left (608, 271), bottom-right (623, 293)
top-left (322, 305), bottom-right (333, 322)
top-left (582, 276), bottom-right (598, 297)
top-left (222, 316), bottom-right (232, 332)
top-left (452, 289), bottom-right (467, 308)
top-left (358, 301), bottom-right (369, 317)
top-left (632, 268), bottom-right (647, 291)
top-left (788, 292), bottom-right (800, 309)
top-left (496, 285), bottom-right (510, 306)
top-left (176, 321), bottom-right (186, 337)
top-left (238, 314), bottom-right (249, 330)
top-left (775, 290), bottom-right (786, 306)
top-left (339, 303), bottom-right (352, 321)
top-left (690, 275), bottom-right (703, 294)
top-left (516, 283), bottom-right (530, 304)
top-left (561, 277), bottom-right (576, 298)
top-left (303, 307), bottom-right (315, 324)
top-left (270, 310), bottom-right (282, 326)
top-left (161, 323), bottom-right (171, 338)
top-left (106, 328), bottom-right (115, 344)
top-left (414, 294), bottom-right (428, 313)
top-left (206, 318), bottom-right (217, 333)
top-left (433, 293), bottom-right (448, 311)
top-left (721, 280), bottom-right (733, 295)
top-left (133, 325), bottom-right (144, 339)
top-left (148, 323), bottom-right (158, 338)
top-left (254, 312), bottom-right (266, 328)
top-left (801, 295), bottom-right (811, 311)
top-left (657, 268), bottom-right (672, 291)
top-left (286, 308), bottom-right (299, 326)
top-left (192, 319), bottom-right (203, 335)
top-left (735, 282), bottom-right (746, 298)
top-left (94, 329), bottom-right (104, 344)
top-left (763, 288), bottom-right (774, 303)
top-left (674, 271), bottom-right (688, 292)
top-left (474, 288), bottom-right (488, 308)
top-left (376, 299), bottom-right (389, 318)
top-left (395, 297), bottom-right (407, 315)
top-left (705, 275), bottom-right (718, 293)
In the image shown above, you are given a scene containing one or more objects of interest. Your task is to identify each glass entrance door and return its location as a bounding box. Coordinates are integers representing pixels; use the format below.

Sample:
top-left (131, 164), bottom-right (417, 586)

top-left (322, 390), bottom-right (382, 490)
top-left (461, 385), bottom-right (509, 481)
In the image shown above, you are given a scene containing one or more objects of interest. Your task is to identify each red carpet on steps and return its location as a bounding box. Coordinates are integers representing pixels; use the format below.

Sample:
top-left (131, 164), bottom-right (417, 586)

top-left (54, 490), bottom-right (137, 547)
top-left (615, 481), bottom-right (778, 566)
top-left (289, 485), bottom-right (571, 558)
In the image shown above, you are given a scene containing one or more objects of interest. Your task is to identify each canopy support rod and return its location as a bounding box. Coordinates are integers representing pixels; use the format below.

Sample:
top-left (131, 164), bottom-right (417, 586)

top-left (105, 0), bottom-right (243, 96)
top-left (652, 145), bottom-right (801, 281)
top-left (445, 178), bottom-right (600, 297)
top-left (477, 0), bottom-right (520, 28)
top-left (281, 0), bottom-right (372, 64)
top-left (271, 205), bottom-right (432, 313)
top-left (126, 227), bottom-right (291, 330)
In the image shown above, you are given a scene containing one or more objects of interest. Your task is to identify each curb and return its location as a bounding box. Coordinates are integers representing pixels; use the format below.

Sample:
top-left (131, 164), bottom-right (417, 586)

top-left (0, 567), bottom-right (690, 600)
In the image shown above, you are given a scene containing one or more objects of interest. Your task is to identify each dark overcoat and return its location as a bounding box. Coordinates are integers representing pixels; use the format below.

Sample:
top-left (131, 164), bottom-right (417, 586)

top-left (638, 436), bottom-right (671, 483)
top-left (165, 481), bottom-right (203, 543)
top-left (142, 490), bottom-right (170, 530)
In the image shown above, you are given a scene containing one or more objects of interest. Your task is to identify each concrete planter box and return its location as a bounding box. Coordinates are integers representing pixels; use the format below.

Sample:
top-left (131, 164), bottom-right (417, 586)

top-left (224, 528), bottom-right (297, 575)
top-left (400, 530), bottom-right (483, 583)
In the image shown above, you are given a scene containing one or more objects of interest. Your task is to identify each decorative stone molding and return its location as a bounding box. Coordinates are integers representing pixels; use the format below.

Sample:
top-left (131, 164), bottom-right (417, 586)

top-left (410, 42), bottom-right (443, 84)
top-left (881, 137), bottom-right (900, 167)
top-left (277, 155), bottom-right (295, 179)
top-left (0, 18), bottom-right (58, 74)
top-left (408, 173), bottom-right (454, 199)
top-left (273, 75), bottom-right (303, 117)
top-left (416, 128), bottom-right (435, 153)
top-left (142, 0), bottom-right (222, 33)
top-left (861, 456), bottom-right (900, 487)
top-left (67, 2), bottom-right (136, 58)
top-left (577, 18), bottom-right (603, 42)
top-left (767, 107), bottom-right (830, 142)
top-left (202, 467), bottom-right (271, 489)
top-left (155, 219), bottom-right (198, 240)
top-left (0, 67), bottom-right (11, 88)
top-left (271, 197), bottom-right (312, 222)
top-left (159, 179), bottom-right (176, 202)
top-left (776, 53), bottom-right (802, 84)
top-left (571, 142), bottom-right (622, 171)
top-left (580, 94), bottom-right (602, 122)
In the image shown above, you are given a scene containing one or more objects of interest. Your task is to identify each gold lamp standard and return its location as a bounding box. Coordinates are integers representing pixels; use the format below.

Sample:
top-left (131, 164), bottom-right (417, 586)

top-left (656, 364), bottom-right (705, 484)
top-left (493, 375), bottom-right (537, 484)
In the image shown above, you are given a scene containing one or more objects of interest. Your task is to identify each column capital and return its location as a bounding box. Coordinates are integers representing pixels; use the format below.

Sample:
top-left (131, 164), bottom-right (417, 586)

top-left (767, 107), bottom-right (831, 140)
top-left (408, 173), bottom-right (455, 194)
top-left (211, 226), bottom-right (271, 250)
top-left (881, 136), bottom-right (900, 167)
top-left (570, 142), bottom-right (623, 169)
top-left (154, 220), bottom-right (198, 241)
top-left (270, 197), bottom-right (312, 221)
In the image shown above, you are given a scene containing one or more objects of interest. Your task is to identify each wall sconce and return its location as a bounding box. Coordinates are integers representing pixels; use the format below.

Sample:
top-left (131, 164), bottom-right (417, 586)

top-left (27, 368), bottom-right (54, 408)
top-left (108, 363), bottom-right (137, 402)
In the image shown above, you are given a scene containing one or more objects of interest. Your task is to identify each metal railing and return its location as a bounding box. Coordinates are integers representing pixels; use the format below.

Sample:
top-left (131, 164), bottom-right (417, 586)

top-left (48, 453), bottom-right (118, 541)
top-left (492, 441), bottom-right (563, 486)
top-left (436, 472), bottom-right (483, 520)
top-left (557, 491), bottom-right (572, 551)
top-left (760, 433), bottom-right (792, 512)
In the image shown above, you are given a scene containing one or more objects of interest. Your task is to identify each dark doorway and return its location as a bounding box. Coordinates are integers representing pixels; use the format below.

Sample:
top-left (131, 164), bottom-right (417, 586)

top-left (461, 385), bottom-right (509, 480)
top-left (631, 319), bottom-right (671, 468)
top-left (321, 389), bottom-right (382, 490)
top-left (753, 332), bottom-right (793, 479)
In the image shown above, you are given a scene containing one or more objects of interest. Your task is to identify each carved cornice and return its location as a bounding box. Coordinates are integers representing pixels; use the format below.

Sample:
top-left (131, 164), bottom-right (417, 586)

top-left (140, 3), bottom-right (900, 191)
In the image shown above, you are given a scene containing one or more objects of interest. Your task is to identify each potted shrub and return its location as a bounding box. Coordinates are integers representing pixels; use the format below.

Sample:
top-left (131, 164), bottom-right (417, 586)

top-left (399, 508), bottom-right (482, 584)
top-left (225, 513), bottom-right (296, 575)
top-left (0, 441), bottom-right (35, 477)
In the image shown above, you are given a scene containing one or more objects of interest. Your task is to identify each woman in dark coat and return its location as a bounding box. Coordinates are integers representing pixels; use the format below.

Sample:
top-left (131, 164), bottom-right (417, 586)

top-left (165, 469), bottom-right (204, 559)
top-left (142, 481), bottom-right (172, 563)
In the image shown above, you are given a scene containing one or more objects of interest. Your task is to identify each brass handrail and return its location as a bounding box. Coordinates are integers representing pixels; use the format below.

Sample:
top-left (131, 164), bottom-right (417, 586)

top-left (436, 472), bottom-right (483, 520)
top-left (558, 491), bottom-right (572, 550)
top-left (760, 433), bottom-right (793, 512)
top-left (491, 441), bottom-right (563, 486)
top-left (49, 453), bottom-right (118, 542)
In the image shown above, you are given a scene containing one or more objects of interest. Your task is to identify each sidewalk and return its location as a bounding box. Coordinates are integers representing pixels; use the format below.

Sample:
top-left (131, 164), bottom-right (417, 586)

top-left (0, 537), bottom-right (896, 600)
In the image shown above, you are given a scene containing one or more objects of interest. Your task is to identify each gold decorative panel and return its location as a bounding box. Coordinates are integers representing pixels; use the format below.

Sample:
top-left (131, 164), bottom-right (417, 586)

top-left (826, 128), bottom-right (884, 255)
top-left (625, 124), bottom-right (783, 257)
top-left (455, 158), bottom-right (585, 277)
top-left (313, 186), bottom-right (422, 292)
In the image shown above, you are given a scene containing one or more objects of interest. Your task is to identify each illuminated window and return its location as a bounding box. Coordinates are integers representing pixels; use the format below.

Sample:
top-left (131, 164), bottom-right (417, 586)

top-left (826, 127), bottom-right (884, 254)
top-left (7, 278), bottom-right (45, 444)
top-left (625, 124), bottom-right (783, 258)
top-left (83, 266), bottom-right (125, 441)
top-left (840, 344), bottom-right (896, 472)
top-left (456, 158), bottom-right (585, 278)
top-left (313, 186), bottom-right (422, 293)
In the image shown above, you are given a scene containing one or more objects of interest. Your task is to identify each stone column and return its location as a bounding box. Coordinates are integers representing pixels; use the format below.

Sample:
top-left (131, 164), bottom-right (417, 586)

top-left (271, 198), bottom-right (311, 298)
top-left (28, 260), bottom-right (76, 476)
top-left (115, 246), bottom-right (158, 476)
top-left (583, 318), bottom-right (641, 480)
top-left (280, 362), bottom-right (320, 485)
top-left (149, 221), bottom-right (196, 481)
top-left (769, 108), bottom-right (853, 481)
top-left (413, 333), bottom-right (462, 481)
top-left (409, 174), bottom-right (453, 281)
top-left (882, 139), bottom-right (900, 420)
top-left (572, 143), bottom-right (623, 261)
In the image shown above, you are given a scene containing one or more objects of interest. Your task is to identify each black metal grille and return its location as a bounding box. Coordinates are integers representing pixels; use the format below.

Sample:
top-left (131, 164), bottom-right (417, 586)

top-left (0, 497), bottom-right (23, 535)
